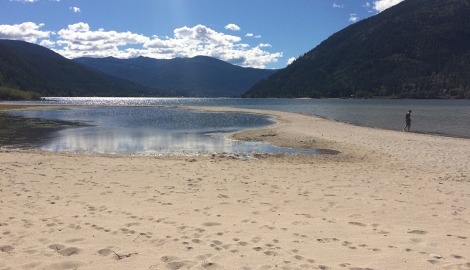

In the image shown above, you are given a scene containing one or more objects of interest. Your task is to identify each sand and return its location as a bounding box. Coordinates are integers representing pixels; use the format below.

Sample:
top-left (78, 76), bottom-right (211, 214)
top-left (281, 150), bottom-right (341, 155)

top-left (0, 104), bottom-right (469, 270)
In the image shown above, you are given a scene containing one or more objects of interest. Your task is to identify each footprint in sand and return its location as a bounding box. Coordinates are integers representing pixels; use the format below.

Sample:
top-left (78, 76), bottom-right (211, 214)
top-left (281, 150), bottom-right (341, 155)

top-left (98, 248), bottom-right (113, 256)
top-left (202, 222), bottom-right (221, 227)
top-left (192, 239), bottom-right (202, 244)
top-left (60, 248), bottom-right (81, 256)
top-left (408, 230), bottom-right (427, 235)
top-left (201, 262), bottom-right (221, 270)
top-left (46, 261), bottom-right (83, 269)
top-left (0, 245), bottom-right (14, 253)
top-left (166, 260), bottom-right (197, 270)
top-left (348, 222), bottom-right (367, 227)
top-left (428, 259), bottom-right (444, 266)
top-left (48, 244), bottom-right (81, 256)
top-left (410, 238), bottom-right (423, 243)
top-left (264, 251), bottom-right (279, 256)
top-left (342, 241), bottom-right (352, 246)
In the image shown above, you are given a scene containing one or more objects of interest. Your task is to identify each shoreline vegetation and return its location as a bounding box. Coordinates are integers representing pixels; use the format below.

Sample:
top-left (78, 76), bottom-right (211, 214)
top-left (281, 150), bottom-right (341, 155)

top-left (0, 104), bottom-right (469, 269)
top-left (0, 86), bottom-right (42, 101)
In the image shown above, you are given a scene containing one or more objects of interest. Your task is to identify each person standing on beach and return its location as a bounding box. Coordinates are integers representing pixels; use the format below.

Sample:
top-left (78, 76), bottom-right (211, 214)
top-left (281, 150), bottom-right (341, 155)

top-left (403, 110), bottom-right (411, 131)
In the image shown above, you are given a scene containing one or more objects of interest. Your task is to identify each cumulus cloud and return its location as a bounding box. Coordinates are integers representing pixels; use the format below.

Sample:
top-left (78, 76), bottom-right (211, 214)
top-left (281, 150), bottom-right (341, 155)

top-left (373, 0), bottom-right (404, 12)
top-left (0, 20), bottom-right (282, 68)
top-left (45, 23), bottom-right (281, 68)
top-left (349, 13), bottom-right (359, 22)
top-left (54, 22), bottom-right (149, 58)
top-left (222, 44), bottom-right (282, 68)
top-left (287, 57), bottom-right (296, 65)
top-left (141, 24), bottom-right (280, 68)
top-left (224, 24), bottom-right (240, 31)
top-left (70, 6), bottom-right (81, 13)
top-left (0, 22), bottom-right (50, 42)
top-left (39, 39), bottom-right (55, 47)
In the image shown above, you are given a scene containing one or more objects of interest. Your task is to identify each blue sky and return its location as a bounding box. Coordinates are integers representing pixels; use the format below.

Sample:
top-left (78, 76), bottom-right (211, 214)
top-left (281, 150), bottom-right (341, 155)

top-left (0, 0), bottom-right (403, 69)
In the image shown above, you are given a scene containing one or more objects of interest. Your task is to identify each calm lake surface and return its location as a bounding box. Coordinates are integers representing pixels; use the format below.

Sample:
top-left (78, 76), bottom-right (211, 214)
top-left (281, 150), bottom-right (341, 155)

top-left (1, 98), bottom-right (469, 155)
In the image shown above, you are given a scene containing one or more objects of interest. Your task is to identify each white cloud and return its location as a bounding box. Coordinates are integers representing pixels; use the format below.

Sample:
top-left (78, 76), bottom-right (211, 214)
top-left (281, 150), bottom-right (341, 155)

top-left (246, 33), bottom-right (261, 38)
top-left (224, 24), bottom-right (240, 31)
top-left (141, 24), bottom-right (280, 68)
top-left (39, 39), bottom-right (55, 47)
top-left (333, 2), bottom-right (344, 8)
top-left (287, 57), bottom-right (296, 65)
top-left (349, 13), bottom-right (359, 22)
top-left (363, 2), bottom-right (371, 7)
top-left (0, 22), bottom-right (50, 42)
top-left (171, 24), bottom-right (241, 45)
top-left (222, 45), bottom-right (282, 68)
top-left (55, 22), bottom-right (149, 58)
top-left (0, 20), bottom-right (282, 68)
top-left (47, 23), bottom-right (281, 68)
top-left (70, 6), bottom-right (81, 13)
top-left (9, 0), bottom-right (38, 2)
top-left (373, 0), bottom-right (404, 12)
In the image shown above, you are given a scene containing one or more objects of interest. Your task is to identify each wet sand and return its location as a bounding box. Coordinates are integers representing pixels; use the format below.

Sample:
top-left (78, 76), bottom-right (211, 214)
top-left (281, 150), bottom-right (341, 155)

top-left (1, 104), bottom-right (469, 270)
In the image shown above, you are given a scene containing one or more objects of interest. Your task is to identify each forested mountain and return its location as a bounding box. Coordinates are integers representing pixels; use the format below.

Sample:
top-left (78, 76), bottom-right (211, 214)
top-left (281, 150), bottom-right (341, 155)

top-left (0, 40), bottom-right (174, 98)
top-left (243, 0), bottom-right (470, 99)
top-left (73, 56), bottom-right (277, 97)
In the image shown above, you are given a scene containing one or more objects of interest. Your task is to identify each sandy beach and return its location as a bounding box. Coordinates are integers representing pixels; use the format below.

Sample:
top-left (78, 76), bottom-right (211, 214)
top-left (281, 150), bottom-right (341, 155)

top-left (1, 104), bottom-right (469, 270)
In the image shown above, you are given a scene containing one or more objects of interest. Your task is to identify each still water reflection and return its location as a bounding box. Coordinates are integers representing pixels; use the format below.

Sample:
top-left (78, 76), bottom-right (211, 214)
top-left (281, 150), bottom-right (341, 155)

top-left (2, 106), bottom-right (320, 155)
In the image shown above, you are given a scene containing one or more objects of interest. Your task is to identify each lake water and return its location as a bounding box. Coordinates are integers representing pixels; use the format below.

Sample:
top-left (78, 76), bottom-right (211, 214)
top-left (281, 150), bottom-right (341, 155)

top-left (1, 98), bottom-right (469, 155)
top-left (0, 104), bottom-right (320, 155)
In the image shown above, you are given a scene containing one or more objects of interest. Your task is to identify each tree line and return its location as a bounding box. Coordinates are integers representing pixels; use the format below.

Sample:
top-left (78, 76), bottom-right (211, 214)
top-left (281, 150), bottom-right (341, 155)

top-left (242, 0), bottom-right (470, 99)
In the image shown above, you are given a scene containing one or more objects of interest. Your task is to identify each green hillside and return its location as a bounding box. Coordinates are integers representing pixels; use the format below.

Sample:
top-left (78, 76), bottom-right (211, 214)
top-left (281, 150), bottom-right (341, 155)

top-left (0, 40), bottom-right (172, 98)
top-left (0, 85), bottom-right (41, 100)
top-left (242, 0), bottom-right (470, 99)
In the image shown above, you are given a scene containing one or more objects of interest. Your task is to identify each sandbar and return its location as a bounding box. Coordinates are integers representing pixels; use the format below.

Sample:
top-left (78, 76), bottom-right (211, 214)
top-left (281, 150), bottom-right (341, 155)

top-left (0, 104), bottom-right (469, 270)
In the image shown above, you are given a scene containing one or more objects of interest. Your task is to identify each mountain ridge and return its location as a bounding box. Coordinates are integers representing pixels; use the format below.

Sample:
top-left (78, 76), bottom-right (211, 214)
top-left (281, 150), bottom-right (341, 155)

top-left (242, 0), bottom-right (470, 99)
top-left (73, 56), bottom-right (277, 97)
top-left (0, 40), bottom-right (175, 97)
